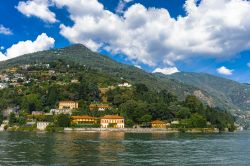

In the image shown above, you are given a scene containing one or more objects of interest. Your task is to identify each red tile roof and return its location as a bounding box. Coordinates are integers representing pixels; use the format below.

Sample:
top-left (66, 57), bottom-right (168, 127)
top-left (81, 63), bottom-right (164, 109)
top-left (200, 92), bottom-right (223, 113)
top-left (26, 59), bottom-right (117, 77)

top-left (100, 115), bottom-right (124, 119)
top-left (71, 115), bottom-right (96, 120)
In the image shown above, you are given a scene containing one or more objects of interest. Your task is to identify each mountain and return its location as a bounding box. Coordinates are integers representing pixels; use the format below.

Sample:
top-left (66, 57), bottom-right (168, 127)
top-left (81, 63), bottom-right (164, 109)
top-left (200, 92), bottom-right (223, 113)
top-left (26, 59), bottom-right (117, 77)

top-left (165, 72), bottom-right (250, 111)
top-left (0, 44), bottom-right (249, 112)
top-left (0, 44), bottom-right (201, 97)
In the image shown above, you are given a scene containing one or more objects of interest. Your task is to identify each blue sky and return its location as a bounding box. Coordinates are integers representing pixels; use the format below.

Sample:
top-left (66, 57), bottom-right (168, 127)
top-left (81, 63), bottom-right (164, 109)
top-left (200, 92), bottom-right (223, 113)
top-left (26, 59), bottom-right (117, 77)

top-left (0, 0), bottom-right (250, 83)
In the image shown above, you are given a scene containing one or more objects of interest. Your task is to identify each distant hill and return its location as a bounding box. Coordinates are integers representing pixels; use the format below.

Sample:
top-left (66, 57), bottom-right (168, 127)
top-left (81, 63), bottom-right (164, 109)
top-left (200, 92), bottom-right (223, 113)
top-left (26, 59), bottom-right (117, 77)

top-left (165, 72), bottom-right (250, 111)
top-left (0, 44), bottom-right (249, 112)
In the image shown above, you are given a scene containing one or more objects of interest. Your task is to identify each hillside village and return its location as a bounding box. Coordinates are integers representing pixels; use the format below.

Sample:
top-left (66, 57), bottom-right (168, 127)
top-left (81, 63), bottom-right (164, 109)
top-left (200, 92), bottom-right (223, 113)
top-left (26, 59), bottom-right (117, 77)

top-left (0, 61), bottom-right (236, 132)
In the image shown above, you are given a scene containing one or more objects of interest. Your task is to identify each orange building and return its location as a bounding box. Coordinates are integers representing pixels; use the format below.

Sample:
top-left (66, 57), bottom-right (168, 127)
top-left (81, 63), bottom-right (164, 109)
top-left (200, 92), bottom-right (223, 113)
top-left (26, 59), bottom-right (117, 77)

top-left (71, 115), bottom-right (97, 124)
top-left (151, 120), bottom-right (169, 128)
top-left (59, 101), bottom-right (78, 109)
top-left (100, 115), bottom-right (124, 128)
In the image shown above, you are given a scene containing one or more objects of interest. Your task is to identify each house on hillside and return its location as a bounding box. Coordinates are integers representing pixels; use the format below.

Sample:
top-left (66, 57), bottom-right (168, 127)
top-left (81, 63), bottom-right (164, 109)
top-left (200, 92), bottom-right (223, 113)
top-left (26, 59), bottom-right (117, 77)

top-left (100, 115), bottom-right (124, 128)
top-left (118, 82), bottom-right (132, 88)
top-left (0, 83), bottom-right (8, 89)
top-left (71, 115), bottom-right (97, 125)
top-left (89, 103), bottom-right (112, 111)
top-left (151, 120), bottom-right (170, 128)
top-left (2, 107), bottom-right (20, 118)
top-left (59, 101), bottom-right (78, 109)
top-left (50, 109), bottom-right (72, 115)
top-left (37, 122), bottom-right (50, 130)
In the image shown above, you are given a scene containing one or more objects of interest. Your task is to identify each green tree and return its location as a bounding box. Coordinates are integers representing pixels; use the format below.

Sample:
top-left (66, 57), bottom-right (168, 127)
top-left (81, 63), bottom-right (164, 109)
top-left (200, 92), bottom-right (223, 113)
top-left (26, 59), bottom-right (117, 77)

top-left (140, 114), bottom-right (152, 124)
top-left (176, 107), bottom-right (191, 119)
top-left (0, 112), bottom-right (3, 124)
top-left (21, 94), bottom-right (42, 114)
top-left (17, 116), bottom-right (26, 126)
top-left (55, 114), bottom-right (71, 127)
top-left (184, 95), bottom-right (204, 113)
top-left (189, 113), bottom-right (207, 128)
top-left (47, 86), bottom-right (59, 107)
top-left (9, 112), bottom-right (16, 126)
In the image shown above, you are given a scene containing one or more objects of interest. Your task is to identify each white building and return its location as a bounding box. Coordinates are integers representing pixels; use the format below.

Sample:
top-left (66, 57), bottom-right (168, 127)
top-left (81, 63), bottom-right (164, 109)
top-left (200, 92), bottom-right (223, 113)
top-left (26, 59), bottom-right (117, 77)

top-left (37, 122), bottom-right (50, 130)
top-left (100, 115), bottom-right (125, 128)
top-left (0, 83), bottom-right (8, 89)
top-left (2, 107), bottom-right (20, 118)
top-left (118, 82), bottom-right (132, 88)
top-left (50, 109), bottom-right (72, 115)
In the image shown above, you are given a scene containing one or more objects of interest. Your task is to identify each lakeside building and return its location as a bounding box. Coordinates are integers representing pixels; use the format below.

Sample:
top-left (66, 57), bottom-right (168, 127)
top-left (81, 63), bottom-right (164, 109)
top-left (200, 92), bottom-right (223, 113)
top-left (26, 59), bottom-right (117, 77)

top-left (100, 115), bottom-right (125, 128)
top-left (71, 116), bottom-right (97, 125)
top-left (151, 120), bottom-right (170, 128)
top-left (89, 103), bottom-right (112, 111)
top-left (171, 120), bottom-right (180, 125)
top-left (50, 109), bottom-right (72, 115)
top-left (37, 122), bottom-right (50, 130)
top-left (59, 101), bottom-right (78, 109)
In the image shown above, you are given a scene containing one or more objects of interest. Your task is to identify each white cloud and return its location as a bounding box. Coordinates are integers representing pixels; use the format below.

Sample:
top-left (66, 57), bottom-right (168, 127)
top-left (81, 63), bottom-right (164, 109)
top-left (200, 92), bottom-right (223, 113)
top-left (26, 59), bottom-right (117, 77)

top-left (0, 25), bottom-right (12, 35)
top-left (0, 46), bottom-right (4, 50)
top-left (217, 66), bottom-right (233, 75)
top-left (153, 67), bottom-right (180, 75)
top-left (0, 33), bottom-right (55, 61)
top-left (134, 65), bottom-right (142, 69)
top-left (247, 63), bottom-right (250, 67)
top-left (26, 0), bottom-right (250, 67)
top-left (50, 0), bottom-right (250, 67)
top-left (0, 52), bottom-right (7, 61)
top-left (17, 0), bottom-right (57, 23)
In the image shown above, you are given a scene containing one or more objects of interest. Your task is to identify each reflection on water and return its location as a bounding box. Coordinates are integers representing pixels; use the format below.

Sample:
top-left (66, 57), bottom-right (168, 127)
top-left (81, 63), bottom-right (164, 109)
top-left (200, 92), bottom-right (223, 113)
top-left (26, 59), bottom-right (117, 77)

top-left (1, 131), bottom-right (250, 165)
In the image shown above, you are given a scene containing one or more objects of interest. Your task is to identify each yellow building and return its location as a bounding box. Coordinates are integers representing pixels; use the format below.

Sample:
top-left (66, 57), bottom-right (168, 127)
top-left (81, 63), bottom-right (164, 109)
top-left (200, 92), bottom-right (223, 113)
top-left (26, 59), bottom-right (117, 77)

top-left (151, 120), bottom-right (169, 128)
top-left (71, 116), bottom-right (96, 124)
top-left (89, 103), bottom-right (112, 111)
top-left (8, 67), bottom-right (17, 73)
top-left (100, 115), bottom-right (124, 128)
top-left (59, 101), bottom-right (78, 109)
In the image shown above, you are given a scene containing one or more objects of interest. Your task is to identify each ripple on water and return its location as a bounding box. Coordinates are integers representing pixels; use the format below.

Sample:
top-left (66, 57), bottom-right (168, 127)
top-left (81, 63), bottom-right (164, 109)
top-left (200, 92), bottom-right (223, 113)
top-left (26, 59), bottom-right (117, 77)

top-left (0, 132), bottom-right (250, 165)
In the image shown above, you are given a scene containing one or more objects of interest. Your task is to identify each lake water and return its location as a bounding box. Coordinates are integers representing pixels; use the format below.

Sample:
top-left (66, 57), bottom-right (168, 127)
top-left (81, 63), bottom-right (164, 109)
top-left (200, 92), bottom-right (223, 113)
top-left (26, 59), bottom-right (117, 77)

top-left (0, 131), bottom-right (250, 165)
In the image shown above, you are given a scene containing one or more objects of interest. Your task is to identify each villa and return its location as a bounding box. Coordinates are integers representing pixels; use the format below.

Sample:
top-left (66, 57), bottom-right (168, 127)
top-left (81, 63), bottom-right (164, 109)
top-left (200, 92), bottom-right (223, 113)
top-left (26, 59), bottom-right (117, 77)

top-left (89, 103), bottom-right (112, 111)
top-left (118, 82), bottom-right (132, 87)
top-left (50, 109), bottom-right (72, 115)
top-left (100, 115), bottom-right (125, 128)
top-left (59, 101), bottom-right (78, 109)
top-left (151, 120), bottom-right (170, 128)
top-left (71, 115), bottom-right (97, 124)
top-left (37, 122), bottom-right (50, 130)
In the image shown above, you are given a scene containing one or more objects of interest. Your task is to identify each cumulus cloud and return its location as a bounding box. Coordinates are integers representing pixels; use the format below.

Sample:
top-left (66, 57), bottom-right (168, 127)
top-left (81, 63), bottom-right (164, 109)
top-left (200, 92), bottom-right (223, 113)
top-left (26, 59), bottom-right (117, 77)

top-left (0, 52), bottom-right (7, 61)
top-left (153, 67), bottom-right (180, 75)
top-left (0, 46), bottom-right (4, 50)
top-left (217, 66), bottom-right (233, 75)
top-left (48, 0), bottom-right (250, 67)
top-left (0, 25), bottom-right (12, 35)
top-left (20, 0), bottom-right (250, 67)
top-left (0, 33), bottom-right (55, 61)
top-left (17, 0), bottom-right (57, 23)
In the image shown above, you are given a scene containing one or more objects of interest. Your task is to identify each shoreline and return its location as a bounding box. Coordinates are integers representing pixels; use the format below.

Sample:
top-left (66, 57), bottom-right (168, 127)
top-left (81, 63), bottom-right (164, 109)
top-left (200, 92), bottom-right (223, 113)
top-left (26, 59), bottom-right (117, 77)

top-left (64, 127), bottom-right (220, 133)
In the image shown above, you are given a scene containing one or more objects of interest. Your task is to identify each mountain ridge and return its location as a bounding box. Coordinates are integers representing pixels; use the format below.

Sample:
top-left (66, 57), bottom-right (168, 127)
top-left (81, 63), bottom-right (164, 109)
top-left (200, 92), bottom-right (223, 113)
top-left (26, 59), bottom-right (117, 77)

top-left (0, 44), bottom-right (249, 112)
